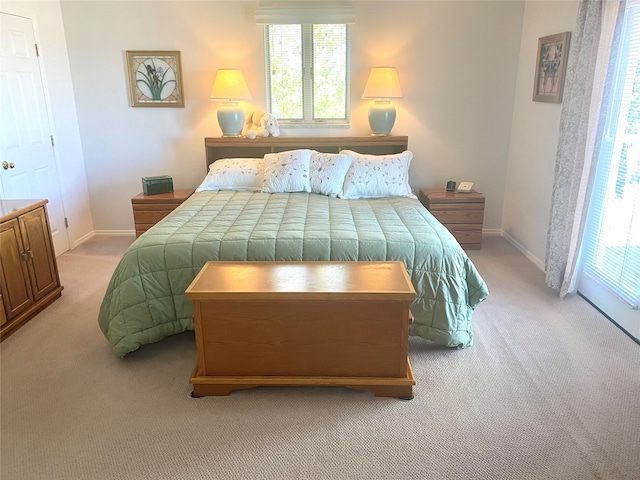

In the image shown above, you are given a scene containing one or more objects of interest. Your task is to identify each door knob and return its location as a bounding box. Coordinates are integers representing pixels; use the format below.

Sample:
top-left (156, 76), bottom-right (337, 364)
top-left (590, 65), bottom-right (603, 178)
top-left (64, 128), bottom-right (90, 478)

top-left (2, 161), bottom-right (15, 170)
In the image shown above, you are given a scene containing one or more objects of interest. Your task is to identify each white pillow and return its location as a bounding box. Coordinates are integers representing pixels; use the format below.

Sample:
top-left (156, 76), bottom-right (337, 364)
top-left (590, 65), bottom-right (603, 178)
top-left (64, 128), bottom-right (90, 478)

top-left (338, 150), bottom-right (415, 199)
top-left (309, 151), bottom-right (353, 197)
top-left (262, 149), bottom-right (312, 193)
top-left (196, 158), bottom-right (264, 192)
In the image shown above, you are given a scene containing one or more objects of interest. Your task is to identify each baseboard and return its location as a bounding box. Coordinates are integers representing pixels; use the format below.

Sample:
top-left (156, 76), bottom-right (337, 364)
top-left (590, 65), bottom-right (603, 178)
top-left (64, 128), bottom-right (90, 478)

top-left (71, 231), bottom-right (95, 249)
top-left (499, 230), bottom-right (545, 272)
top-left (70, 230), bottom-right (135, 250)
top-left (92, 229), bottom-right (136, 236)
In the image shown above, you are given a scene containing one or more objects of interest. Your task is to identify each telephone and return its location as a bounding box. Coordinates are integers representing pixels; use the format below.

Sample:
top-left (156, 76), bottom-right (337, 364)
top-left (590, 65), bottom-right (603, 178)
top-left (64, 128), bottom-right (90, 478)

top-left (457, 181), bottom-right (474, 193)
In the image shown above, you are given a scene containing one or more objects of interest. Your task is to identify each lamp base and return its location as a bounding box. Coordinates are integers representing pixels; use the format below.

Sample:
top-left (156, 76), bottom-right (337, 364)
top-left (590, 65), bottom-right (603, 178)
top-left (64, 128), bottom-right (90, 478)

top-left (217, 101), bottom-right (245, 137)
top-left (368, 100), bottom-right (396, 136)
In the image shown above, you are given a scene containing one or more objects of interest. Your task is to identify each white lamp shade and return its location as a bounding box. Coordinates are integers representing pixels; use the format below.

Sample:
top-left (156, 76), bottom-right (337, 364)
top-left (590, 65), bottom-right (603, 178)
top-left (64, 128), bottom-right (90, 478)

top-left (210, 69), bottom-right (252, 100)
top-left (362, 67), bottom-right (402, 99)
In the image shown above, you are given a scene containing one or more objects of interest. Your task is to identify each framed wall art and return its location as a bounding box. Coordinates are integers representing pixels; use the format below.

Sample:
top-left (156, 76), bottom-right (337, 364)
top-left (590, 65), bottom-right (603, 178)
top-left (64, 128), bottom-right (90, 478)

top-left (532, 32), bottom-right (571, 104)
top-left (126, 50), bottom-right (184, 107)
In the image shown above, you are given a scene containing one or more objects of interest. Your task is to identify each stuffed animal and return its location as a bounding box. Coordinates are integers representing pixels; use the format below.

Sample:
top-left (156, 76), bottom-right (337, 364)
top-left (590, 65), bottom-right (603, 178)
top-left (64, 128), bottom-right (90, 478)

top-left (242, 110), bottom-right (280, 139)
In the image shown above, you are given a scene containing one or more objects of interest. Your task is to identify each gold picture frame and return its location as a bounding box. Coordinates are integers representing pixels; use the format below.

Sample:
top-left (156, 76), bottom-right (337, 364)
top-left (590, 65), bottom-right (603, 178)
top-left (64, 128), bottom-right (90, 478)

top-left (126, 50), bottom-right (184, 107)
top-left (532, 32), bottom-right (571, 104)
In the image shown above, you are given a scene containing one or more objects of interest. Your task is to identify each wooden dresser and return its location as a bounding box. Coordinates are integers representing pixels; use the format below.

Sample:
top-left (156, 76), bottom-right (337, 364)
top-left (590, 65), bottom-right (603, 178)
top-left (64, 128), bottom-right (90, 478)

top-left (131, 189), bottom-right (195, 237)
top-left (1, 199), bottom-right (63, 340)
top-left (419, 188), bottom-right (485, 250)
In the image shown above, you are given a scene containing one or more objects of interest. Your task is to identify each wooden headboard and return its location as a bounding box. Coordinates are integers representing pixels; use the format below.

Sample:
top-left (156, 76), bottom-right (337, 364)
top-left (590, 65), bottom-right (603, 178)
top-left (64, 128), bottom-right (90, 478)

top-left (203, 136), bottom-right (409, 170)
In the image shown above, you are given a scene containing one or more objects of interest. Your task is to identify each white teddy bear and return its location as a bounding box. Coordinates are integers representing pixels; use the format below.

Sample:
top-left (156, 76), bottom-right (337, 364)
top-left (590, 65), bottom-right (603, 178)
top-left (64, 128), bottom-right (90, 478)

top-left (242, 110), bottom-right (280, 139)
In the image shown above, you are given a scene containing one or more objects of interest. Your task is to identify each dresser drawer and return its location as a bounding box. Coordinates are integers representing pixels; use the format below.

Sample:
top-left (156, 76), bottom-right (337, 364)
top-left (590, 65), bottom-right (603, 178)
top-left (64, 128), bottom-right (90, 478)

top-left (449, 229), bottom-right (482, 248)
top-left (131, 189), bottom-right (194, 237)
top-left (429, 205), bottom-right (484, 225)
top-left (132, 209), bottom-right (174, 225)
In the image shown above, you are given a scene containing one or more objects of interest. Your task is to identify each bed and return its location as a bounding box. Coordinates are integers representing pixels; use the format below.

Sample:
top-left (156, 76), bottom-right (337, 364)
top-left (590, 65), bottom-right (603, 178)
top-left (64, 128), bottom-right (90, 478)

top-left (98, 137), bottom-right (488, 357)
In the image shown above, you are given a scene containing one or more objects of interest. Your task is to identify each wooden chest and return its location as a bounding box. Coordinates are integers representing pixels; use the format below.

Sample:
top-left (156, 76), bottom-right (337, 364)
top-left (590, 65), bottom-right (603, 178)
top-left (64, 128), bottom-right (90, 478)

top-left (185, 261), bottom-right (416, 398)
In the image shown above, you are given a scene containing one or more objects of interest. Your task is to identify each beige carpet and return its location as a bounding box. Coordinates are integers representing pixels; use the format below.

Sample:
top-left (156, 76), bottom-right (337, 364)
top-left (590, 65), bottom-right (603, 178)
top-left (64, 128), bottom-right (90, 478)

top-left (1, 234), bottom-right (639, 480)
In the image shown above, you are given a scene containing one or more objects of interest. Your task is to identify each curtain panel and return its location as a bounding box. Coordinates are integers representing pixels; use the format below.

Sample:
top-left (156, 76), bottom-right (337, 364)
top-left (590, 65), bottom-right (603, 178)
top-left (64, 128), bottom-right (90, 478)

top-left (545, 0), bottom-right (626, 297)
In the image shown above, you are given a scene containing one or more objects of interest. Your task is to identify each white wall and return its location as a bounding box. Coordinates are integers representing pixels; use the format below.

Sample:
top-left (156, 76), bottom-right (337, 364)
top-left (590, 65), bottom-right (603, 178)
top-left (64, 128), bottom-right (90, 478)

top-left (2, 0), bottom-right (587, 272)
top-left (60, 0), bottom-right (524, 232)
top-left (1, 0), bottom-right (94, 248)
top-left (503, 0), bottom-right (580, 269)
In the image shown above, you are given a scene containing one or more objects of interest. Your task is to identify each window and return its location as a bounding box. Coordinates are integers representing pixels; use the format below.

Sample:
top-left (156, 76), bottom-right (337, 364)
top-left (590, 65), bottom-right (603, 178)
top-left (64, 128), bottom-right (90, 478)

top-left (265, 23), bottom-right (350, 125)
top-left (578, 0), bottom-right (640, 340)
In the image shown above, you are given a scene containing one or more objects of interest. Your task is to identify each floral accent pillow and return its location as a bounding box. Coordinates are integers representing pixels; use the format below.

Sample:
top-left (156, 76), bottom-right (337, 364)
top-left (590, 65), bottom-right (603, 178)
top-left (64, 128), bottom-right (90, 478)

top-left (262, 149), bottom-right (312, 193)
top-left (338, 150), bottom-right (415, 199)
top-left (309, 151), bottom-right (353, 197)
top-left (196, 158), bottom-right (264, 192)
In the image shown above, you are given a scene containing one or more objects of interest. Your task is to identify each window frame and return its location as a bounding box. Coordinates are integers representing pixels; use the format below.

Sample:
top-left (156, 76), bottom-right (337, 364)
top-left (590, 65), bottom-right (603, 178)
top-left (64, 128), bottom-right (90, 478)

top-left (264, 23), bottom-right (351, 127)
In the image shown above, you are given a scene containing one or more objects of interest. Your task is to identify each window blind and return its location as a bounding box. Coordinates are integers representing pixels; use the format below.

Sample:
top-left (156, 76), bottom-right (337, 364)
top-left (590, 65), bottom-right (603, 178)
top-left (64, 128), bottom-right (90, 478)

top-left (256, 1), bottom-right (355, 25)
top-left (581, 2), bottom-right (640, 308)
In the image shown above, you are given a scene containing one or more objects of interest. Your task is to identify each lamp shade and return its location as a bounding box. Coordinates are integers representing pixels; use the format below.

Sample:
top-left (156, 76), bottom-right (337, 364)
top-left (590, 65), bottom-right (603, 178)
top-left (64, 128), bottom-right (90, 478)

top-left (210, 69), bottom-right (252, 100)
top-left (361, 67), bottom-right (402, 99)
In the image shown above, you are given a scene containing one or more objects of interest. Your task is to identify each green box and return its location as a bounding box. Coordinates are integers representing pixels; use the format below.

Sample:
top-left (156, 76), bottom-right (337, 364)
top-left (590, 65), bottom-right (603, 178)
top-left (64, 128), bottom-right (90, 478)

top-left (142, 175), bottom-right (173, 195)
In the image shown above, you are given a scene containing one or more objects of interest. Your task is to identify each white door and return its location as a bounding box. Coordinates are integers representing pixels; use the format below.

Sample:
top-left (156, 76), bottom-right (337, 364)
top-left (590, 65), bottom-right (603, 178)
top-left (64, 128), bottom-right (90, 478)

top-left (577, 2), bottom-right (640, 342)
top-left (0, 12), bottom-right (69, 255)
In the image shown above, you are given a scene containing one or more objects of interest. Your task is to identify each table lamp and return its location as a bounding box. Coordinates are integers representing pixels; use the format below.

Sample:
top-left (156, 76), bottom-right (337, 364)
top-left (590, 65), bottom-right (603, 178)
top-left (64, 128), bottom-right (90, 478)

top-left (210, 69), bottom-right (252, 137)
top-left (361, 67), bottom-right (403, 136)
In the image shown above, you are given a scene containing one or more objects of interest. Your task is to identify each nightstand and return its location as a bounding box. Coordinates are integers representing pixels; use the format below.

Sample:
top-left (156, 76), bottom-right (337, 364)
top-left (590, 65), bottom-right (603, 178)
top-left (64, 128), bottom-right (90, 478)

top-left (131, 189), bottom-right (195, 237)
top-left (418, 188), bottom-right (485, 250)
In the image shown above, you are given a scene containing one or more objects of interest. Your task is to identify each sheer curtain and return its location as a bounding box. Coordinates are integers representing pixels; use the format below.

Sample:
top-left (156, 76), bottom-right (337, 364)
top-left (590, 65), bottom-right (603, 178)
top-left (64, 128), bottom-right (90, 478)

top-left (545, 0), bottom-right (626, 297)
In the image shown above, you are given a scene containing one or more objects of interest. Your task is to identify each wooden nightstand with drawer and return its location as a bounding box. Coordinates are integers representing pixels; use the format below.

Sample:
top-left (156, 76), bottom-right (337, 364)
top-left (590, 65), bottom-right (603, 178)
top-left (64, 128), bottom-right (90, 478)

top-left (131, 189), bottom-right (195, 237)
top-left (418, 188), bottom-right (485, 250)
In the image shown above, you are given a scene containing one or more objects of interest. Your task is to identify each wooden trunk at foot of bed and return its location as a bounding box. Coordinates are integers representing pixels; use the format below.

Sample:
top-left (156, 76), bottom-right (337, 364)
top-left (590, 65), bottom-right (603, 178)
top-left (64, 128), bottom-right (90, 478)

top-left (186, 260), bottom-right (416, 399)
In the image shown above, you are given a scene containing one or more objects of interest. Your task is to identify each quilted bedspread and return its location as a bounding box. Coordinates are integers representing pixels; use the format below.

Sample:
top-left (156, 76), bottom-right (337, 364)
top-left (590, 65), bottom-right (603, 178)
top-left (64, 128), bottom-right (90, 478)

top-left (98, 191), bottom-right (488, 357)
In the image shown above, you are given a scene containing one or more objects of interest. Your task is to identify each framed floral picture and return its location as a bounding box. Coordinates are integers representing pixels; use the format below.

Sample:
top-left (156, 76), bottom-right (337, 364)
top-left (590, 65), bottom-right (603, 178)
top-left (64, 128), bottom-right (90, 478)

top-left (532, 32), bottom-right (571, 104)
top-left (126, 50), bottom-right (184, 107)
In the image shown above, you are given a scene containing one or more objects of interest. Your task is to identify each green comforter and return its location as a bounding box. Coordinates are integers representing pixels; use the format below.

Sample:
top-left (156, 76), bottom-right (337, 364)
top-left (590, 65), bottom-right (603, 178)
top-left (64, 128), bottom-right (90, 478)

top-left (99, 191), bottom-right (488, 357)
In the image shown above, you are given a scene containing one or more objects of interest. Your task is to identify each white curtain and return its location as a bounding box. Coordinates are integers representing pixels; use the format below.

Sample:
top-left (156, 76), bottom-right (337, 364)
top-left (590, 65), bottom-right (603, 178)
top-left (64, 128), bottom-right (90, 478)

top-left (545, 0), bottom-right (626, 297)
